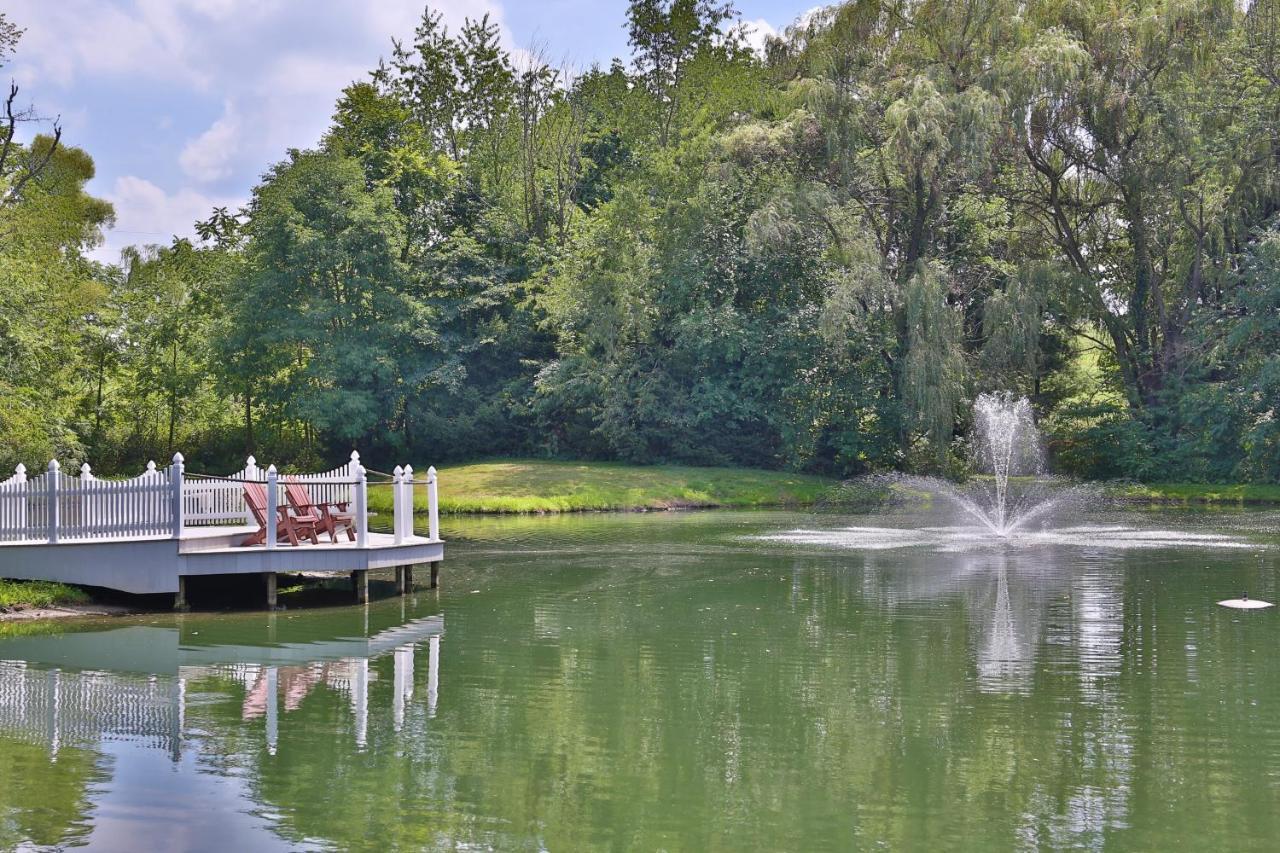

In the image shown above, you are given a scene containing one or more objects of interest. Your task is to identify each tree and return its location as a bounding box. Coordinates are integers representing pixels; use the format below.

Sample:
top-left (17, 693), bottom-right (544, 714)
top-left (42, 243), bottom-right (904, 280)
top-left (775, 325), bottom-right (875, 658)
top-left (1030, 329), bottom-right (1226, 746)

top-left (229, 151), bottom-right (422, 450)
top-left (627, 0), bottom-right (738, 146)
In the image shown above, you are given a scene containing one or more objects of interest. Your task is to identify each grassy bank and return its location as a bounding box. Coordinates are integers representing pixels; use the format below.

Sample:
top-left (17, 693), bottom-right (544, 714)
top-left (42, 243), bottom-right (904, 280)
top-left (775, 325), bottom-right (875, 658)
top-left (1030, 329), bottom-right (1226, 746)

top-left (369, 459), bottom-right (837, 514)
top-left (366, 459), bottom-right (1280, 515)
top-left (0, 579), bottom-right (91, 611)
top-left (1104, 482), bottom-right (1280, 505)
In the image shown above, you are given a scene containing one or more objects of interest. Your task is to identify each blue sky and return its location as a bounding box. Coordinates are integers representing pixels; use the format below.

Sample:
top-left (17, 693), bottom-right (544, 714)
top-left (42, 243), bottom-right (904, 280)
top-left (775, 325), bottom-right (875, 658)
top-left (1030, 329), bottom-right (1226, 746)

top-left (4, 1), bottom-right (817, 262)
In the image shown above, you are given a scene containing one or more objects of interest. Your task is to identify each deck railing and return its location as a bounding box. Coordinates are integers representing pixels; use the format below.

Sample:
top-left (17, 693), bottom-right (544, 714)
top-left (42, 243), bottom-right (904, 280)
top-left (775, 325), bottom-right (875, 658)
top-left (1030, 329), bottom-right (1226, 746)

top-left (0, 451), bottom-right (439, 545)
top-left (0, 458), bottom-right (176, 542)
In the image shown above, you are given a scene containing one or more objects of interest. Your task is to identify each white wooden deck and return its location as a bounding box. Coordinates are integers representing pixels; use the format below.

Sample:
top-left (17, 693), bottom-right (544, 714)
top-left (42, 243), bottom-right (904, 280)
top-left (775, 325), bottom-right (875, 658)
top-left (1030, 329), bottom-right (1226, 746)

top-left (0, 525), bottom-right (444, 594)
top-left (0, 451), bottom-right (444, 597)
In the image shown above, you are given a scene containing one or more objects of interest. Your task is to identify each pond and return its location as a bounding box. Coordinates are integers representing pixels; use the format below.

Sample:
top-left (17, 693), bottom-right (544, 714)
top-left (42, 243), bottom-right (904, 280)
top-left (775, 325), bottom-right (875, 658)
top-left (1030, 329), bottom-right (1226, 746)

top-left (2, 507), bottom-right (1279, 851)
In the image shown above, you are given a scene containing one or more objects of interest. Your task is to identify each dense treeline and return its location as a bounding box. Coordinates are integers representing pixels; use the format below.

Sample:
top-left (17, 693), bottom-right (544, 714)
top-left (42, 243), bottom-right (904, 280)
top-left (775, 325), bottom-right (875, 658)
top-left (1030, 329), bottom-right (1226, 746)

top-left (4, 0), bottom-right (1280, 482)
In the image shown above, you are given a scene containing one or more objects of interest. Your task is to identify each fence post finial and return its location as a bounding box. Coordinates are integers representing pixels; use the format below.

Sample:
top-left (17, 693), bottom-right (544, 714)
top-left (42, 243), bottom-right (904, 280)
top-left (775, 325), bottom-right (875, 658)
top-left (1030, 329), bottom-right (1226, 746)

top-left (146, 460), bottom-right (157, 473)
top-left (172, 452), bottom-right (184, 464)
top-left (48, 459), bottom-right (60, 473)
top-left (80, 462), bottom-right (92, 479)
top-left (14, 463), bottom-right (25, 481)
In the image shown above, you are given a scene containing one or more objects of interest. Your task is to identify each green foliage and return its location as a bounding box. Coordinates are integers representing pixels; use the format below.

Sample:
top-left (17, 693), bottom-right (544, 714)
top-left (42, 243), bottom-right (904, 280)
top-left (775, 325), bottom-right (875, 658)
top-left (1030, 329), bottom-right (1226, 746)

top-left (6, 0), bottom-right (1280, 487)
top-left (0, 579), bottom-right (89, 609)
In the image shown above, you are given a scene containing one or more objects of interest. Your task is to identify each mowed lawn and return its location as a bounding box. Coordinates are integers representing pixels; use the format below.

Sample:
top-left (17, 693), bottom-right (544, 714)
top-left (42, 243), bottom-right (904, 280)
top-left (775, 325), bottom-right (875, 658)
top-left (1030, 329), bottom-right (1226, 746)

top-left (370, 459), bottom-right (838, 514)
top-left (1105, 482), bottom-right (1280, 504)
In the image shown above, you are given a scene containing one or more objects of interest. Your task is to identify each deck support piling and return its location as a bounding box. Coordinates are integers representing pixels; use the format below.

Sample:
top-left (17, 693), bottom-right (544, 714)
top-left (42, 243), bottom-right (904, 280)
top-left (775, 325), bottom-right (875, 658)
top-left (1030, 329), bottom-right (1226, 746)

top-left (430, 562), bottom-right (439, 589)
top-left (264, 572), bottom-right (277, 610)
top-left (352, 569), bottom-right (369, 604)
top-left (174, 576), bottom-right (189, 612)
top-left (395, 565), bottom-right (413, 595)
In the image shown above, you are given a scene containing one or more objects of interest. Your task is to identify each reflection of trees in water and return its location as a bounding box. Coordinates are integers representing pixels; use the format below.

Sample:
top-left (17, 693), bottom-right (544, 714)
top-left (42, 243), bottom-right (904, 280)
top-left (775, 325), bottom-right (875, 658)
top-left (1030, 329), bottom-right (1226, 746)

top-left (0, 732), bottom-right (105, 850)
top-left (2, 541), bottom-right (1280, 850)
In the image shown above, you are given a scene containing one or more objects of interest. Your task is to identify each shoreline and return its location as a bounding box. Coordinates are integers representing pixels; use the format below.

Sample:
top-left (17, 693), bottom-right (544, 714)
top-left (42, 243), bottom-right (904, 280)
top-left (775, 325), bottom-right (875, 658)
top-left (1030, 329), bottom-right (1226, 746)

top-left (0, 602), bottom-right (141, 623)
top-left (6, 481), bottom-right (1277, 622)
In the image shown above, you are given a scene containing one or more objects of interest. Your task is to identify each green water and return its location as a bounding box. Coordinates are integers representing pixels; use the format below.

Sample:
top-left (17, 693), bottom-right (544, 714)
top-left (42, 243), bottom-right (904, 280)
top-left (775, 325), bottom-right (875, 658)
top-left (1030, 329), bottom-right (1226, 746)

top-left (2, 509), bottom-right (1279, 851)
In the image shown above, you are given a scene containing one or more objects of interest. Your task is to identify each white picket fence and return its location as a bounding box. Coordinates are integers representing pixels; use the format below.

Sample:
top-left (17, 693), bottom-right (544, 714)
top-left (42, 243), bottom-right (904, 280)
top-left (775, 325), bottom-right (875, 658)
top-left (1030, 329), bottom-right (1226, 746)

top-left (0, 450), bottom-right (438, 545)
top-left (0, 459), bottom-right (177, 542)
top-left (181, 452), bottom-right (360, 526)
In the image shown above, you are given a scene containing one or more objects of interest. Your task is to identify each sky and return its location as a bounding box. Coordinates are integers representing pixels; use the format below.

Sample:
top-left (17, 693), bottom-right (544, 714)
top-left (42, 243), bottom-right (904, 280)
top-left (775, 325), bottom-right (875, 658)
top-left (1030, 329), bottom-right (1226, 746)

top-left (3, 0), bottom-right (817, 263)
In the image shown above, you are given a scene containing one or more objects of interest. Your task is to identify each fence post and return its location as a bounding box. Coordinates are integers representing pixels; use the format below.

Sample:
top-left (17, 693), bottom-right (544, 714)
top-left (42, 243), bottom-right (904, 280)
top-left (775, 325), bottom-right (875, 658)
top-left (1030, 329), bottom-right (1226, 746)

top-left (354, 465), bottom-right (368, 548)
top-left (242, 455), bottom-right (258, 523)
top-left (47, 460), bottom-right (60, 544)
top-left (12, 463), bottom-right (27, 539)
top-left (266, 465), bottom-right (278, 550)
top-left (403, 465), bottom-right (414, 540)
top-left (79, 463), bottom-right (93, 539)
top-left (392, 466), bottom-right (405, 545)
top-left (170, 453), bottom-right (185, 539)
top-left (427, 466), bottom-right (439, 542)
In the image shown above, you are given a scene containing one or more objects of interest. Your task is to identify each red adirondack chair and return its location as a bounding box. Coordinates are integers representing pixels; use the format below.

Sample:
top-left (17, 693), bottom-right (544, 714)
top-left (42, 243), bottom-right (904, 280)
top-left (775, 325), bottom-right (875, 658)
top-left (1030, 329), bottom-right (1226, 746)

top-left (241, 481), bottom-right (321, 546)
top-left (283, 477), bottom-right (356, 543)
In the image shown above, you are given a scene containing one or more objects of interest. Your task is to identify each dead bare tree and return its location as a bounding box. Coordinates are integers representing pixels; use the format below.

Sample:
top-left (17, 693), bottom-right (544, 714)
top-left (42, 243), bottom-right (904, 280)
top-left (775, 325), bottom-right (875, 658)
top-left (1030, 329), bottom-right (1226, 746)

top-left (0, 80), bottom-right (62, 210)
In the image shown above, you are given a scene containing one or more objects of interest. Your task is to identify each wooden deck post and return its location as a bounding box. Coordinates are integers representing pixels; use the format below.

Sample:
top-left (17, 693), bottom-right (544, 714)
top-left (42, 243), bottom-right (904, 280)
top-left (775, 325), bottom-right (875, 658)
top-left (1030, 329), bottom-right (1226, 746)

top-left (354, 466), bottom-right (368, 548)
top-left (264, 571), bottom-right (277, 610)
top-left (352, 569), bottom-right (368, 603)
top-left (170, 452), bottom-right (185, 538)
top-left (392, 465), bottom-right (405, 545)
top-left (430, 561), bottom-right (439, 589)
top-left (404, 565), bottom-right (413, 593)
top-left (426, 466), bottom-right (439, 542)
top-left (47, 459), bottom-right (60, 544)
top-left (174, 575), bottom-right (189, 611)
top-left (265, 465), bottom-right (278, 550)
top-left (395, 565), bottom-right (408, 595)
top-left (401, 464), bottom-right (414, 540)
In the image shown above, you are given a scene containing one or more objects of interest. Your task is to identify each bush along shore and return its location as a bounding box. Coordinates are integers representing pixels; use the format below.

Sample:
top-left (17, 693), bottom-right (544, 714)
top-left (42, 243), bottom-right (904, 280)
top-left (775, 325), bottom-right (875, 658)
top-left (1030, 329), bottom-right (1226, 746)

top-left (0, 579), bottom-right (92, 616)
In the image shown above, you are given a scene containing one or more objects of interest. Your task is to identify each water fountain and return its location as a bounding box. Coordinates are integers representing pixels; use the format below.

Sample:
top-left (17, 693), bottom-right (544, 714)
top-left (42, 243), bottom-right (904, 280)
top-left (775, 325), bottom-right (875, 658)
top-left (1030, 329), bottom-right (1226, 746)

top-left (902, 392), bottom-right (1058, 537)
top-left (760, 392), bottom-right (1256, 552)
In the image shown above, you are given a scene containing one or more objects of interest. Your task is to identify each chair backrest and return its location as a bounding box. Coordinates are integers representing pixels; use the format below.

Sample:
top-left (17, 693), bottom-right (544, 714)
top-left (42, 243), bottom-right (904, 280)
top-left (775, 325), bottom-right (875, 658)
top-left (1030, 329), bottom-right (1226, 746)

top-left (243, 482), bottom-right (268, 526)
top-left (283, 478), bottom-right (316, 514)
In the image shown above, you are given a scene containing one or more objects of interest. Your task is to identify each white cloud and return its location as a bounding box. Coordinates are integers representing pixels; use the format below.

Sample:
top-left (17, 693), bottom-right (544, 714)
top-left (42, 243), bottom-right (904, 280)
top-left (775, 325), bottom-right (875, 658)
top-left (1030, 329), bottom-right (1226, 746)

top-left (740, 17), bottom-right (779, 56)
top-left (93, 175), bottom-right (243, 263)
top-left (7, 0), bottom-right (510, 90)
top-left (179, 100), bottom-right (241, 182)
top-left (8, 0), bottom-right (513, 261)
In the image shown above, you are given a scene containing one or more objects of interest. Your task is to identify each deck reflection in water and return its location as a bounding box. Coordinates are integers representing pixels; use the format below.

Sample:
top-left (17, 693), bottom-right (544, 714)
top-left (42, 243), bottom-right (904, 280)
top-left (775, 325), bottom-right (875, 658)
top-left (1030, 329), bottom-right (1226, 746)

top-left (0, 603), bottom-right (443, 850)
top-left (0, 615), bottom-right (442, 759)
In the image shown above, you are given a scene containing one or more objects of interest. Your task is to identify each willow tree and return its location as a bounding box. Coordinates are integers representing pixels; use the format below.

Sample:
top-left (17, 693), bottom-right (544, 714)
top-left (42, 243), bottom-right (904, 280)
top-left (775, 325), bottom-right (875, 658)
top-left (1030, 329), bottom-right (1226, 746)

top-left (1006, 0), bottom-right (1279, 411)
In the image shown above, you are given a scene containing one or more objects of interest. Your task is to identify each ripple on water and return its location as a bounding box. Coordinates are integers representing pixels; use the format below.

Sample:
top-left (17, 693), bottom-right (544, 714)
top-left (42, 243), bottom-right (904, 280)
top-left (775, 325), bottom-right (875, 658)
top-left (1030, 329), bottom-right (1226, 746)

top-left (755, 523), bottom-right (1260, 552)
